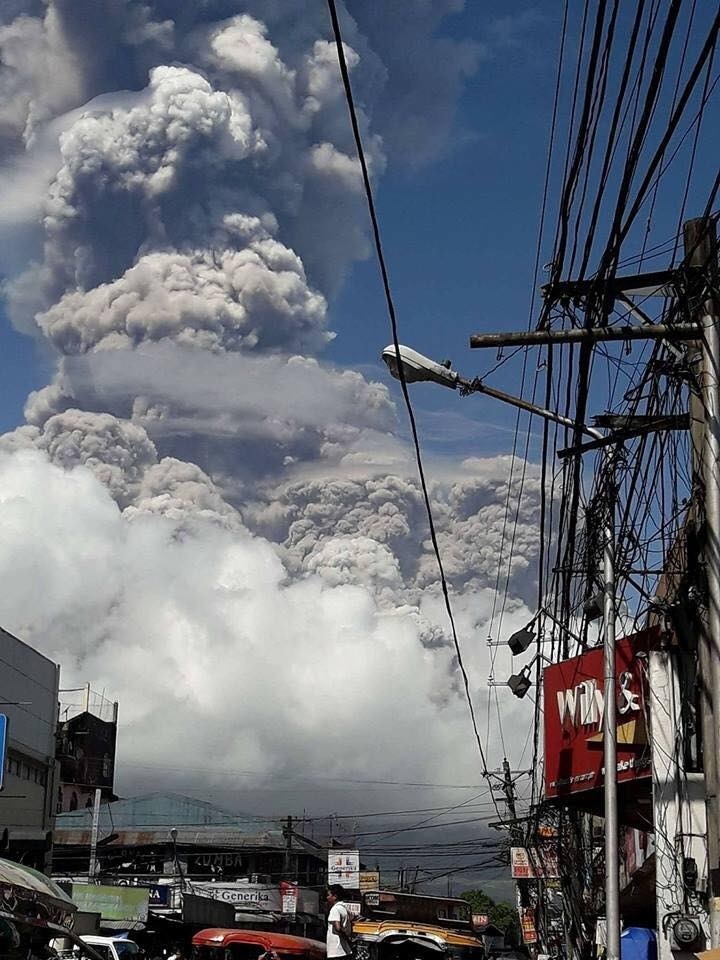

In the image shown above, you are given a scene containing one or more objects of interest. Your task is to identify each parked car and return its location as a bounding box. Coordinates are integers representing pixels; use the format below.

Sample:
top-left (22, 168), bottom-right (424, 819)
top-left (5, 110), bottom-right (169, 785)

top-left (50, 935), bottom-right (142, 960)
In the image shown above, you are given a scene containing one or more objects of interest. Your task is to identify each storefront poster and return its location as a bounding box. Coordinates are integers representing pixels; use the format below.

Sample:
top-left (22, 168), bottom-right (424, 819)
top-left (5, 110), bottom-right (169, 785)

top-left (328, 849), bottom-right (360, 888)
top-left (71, 884), bottom-right (148, 922)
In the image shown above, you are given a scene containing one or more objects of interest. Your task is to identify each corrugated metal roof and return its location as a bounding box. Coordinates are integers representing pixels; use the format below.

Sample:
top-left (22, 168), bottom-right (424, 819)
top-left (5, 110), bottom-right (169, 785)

top-left (57, 793), bottom-right (255, 831)
top-left (54, 827), bottom-right (284, 848)
top-left (54, 793), bottom-right (325, 859)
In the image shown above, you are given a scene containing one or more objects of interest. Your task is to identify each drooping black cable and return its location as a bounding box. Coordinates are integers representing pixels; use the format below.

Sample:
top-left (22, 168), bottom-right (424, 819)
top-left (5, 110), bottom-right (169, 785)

top-left (551, 0), bottom-right (610, 288)
top-left (636, 0), bottom-right (698, 270)
top-left (487, 0), bottom-right (570, 763)
top-left (324, 0), bottom-right (494, 787)
top-left (601, 4), bottom-right (720, 275)
top-left (559, 4), bottom-right (684, 611)
top-left (576, 0), bottom-right (648, 280)
top-left (567, 0), bottom-right (623, 280)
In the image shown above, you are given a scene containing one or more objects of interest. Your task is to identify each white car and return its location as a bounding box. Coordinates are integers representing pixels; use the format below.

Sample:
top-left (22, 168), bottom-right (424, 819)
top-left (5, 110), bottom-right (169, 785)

top-left (51, 934), bottom-right (142, 960)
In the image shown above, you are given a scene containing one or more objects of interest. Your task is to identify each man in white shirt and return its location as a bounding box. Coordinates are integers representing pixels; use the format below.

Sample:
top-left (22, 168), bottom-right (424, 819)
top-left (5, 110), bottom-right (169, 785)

top-left (326, 884), bottom-right (354, 959)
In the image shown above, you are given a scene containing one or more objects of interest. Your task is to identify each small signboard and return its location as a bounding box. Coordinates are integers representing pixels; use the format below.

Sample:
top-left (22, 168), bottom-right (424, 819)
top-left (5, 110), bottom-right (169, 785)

top-left (521, 907), bottom-right (538, 944)
top-left (187, 882), bottom-right (319, 919)
top-left (510, 846), bottom-right (560, 879)
top-left (188, 881), bottom-right (282, 912)
top-left (71, 884), bottom-right (149, 922)
top-left (359, 871), bottom-right (380, 893)
top-left (147, 885), bottom-right (171, 907)
top-left (328, 850), bottom-right (360, 888)
top-left (0, 714), bottom-right (7, 791)
top-left (280, 881), bottom-right (298, 915)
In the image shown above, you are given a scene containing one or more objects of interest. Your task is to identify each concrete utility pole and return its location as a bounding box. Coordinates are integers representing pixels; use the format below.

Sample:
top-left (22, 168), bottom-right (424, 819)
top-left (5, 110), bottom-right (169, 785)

top-left (283, 815), bottom-right (293, 877)
top-left (501, 759), bottom-right (537, 955)
top-left (88, 787), bottom-right (102, 880)
top-left (601, 458), bottom-right (620, 960)
top-left (686, 216), bottom-right (720, 946)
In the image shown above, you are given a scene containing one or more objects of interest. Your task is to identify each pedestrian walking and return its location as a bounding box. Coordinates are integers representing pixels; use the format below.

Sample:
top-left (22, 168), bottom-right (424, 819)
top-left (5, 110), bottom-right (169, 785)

top-left (326, 885), bottom-right (354, 960)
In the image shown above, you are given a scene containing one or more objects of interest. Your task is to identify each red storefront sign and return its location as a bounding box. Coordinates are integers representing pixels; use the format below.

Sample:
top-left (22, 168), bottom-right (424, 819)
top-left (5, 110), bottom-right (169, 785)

top-left (521, 908), bottom-right (538, 944)
top-left (543, 629), bottom-right (655, 800)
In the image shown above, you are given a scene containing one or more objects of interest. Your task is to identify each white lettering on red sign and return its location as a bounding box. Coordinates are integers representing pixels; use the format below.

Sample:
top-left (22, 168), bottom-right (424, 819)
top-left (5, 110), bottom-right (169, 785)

top-left (556, 670), bottom-right (641, 731)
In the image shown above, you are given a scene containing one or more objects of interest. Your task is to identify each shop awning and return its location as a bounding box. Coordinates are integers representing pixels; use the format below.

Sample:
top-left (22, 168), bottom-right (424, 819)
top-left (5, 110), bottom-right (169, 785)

top-left (0, 858), bottom-right (75, 913)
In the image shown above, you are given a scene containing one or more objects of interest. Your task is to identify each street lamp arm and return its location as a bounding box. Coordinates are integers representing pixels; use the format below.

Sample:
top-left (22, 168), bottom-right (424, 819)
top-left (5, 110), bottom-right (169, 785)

top-left (380, 342), bottom-right (603, 438)
top-left (460, 377), bottom-right (604, 440)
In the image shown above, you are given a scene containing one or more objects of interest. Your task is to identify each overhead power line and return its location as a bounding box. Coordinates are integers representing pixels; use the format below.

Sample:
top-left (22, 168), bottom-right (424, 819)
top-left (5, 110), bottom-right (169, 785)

top-left (324, 0), bottom-right (499, 814)
top-left (121, 762), bottom-right (487, 790)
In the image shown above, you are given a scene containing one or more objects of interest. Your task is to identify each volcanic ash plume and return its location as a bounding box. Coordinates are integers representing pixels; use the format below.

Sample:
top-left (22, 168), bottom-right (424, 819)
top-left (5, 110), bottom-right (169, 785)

top-left (0, 1), bottom-right (538, 799)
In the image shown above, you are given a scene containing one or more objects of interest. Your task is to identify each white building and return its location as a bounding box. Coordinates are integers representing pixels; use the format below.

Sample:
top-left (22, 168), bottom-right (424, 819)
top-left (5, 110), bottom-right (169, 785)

top-left (0, 626), bottom-right (60, 871)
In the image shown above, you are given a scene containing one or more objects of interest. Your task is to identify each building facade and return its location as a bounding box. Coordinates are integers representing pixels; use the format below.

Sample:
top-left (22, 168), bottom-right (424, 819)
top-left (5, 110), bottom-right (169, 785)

top-left (52, 793), bottom-right (326, 936)
top-left (0, 626), bottom-right (60, 871)
top-left (56, 685), bottom-right (118, 813)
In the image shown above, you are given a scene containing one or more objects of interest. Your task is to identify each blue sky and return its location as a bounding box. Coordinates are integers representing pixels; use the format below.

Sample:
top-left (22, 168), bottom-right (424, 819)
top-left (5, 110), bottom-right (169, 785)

top-left (2, 0), bottom-right (718, 452)
top-left (0, 1), bottom-right (562, 453)
top-left (325, 0), bottom-right (720, 469)
top-left (331, 1), bottom-right (563, 462)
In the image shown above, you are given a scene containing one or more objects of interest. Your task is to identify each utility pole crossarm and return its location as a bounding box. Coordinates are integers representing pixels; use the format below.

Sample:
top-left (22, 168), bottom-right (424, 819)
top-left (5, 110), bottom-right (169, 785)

top-left (541, 267), bottom-right (679, 301)
top-left (469, 322), bottom-right (699, 349)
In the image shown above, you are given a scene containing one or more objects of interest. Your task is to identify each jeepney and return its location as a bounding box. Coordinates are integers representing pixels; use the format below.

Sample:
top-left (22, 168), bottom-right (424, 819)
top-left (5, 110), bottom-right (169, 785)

top-left (192, 928), bottom-right (326, 960)
top-left (353, 891), bottom-right (486, 960)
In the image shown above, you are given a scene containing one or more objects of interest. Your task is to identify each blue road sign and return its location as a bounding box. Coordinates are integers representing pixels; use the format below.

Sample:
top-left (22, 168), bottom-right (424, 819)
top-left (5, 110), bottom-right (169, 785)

top-left (0, 714), bottom-right (7, 791)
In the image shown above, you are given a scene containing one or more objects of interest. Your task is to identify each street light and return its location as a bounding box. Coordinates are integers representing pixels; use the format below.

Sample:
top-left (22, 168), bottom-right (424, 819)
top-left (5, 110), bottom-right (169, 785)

top-left (170, 827), bottom-right (185, 892)
top-left (507, 667), bottom-right (533, 699)
top-left (382, 344), bottom-right (603, 438)
top-left (381, 339), bottom-right (621, 960)
top-left (381, 344), bottom-right (460, 389)
top-left (507, 624), bottom-right (536, 656)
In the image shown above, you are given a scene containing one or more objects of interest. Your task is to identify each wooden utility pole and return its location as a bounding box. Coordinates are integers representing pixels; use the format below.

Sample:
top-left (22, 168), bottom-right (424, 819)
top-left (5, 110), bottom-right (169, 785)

top-left (283, 815), bottom-right (293, 877)
top-left (501, 760), bottom-right (537, 955)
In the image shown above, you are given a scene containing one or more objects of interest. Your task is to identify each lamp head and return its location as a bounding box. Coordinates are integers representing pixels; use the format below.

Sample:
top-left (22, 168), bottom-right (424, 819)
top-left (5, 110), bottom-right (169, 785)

top-left (583, 590), bottom-right (604, 622)
top-left (508, 625), bottom-right (535, 656)
top-left (507, 669), bottom-right (533, 699)
top-left (381, 344), bottom-right (459, 389)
